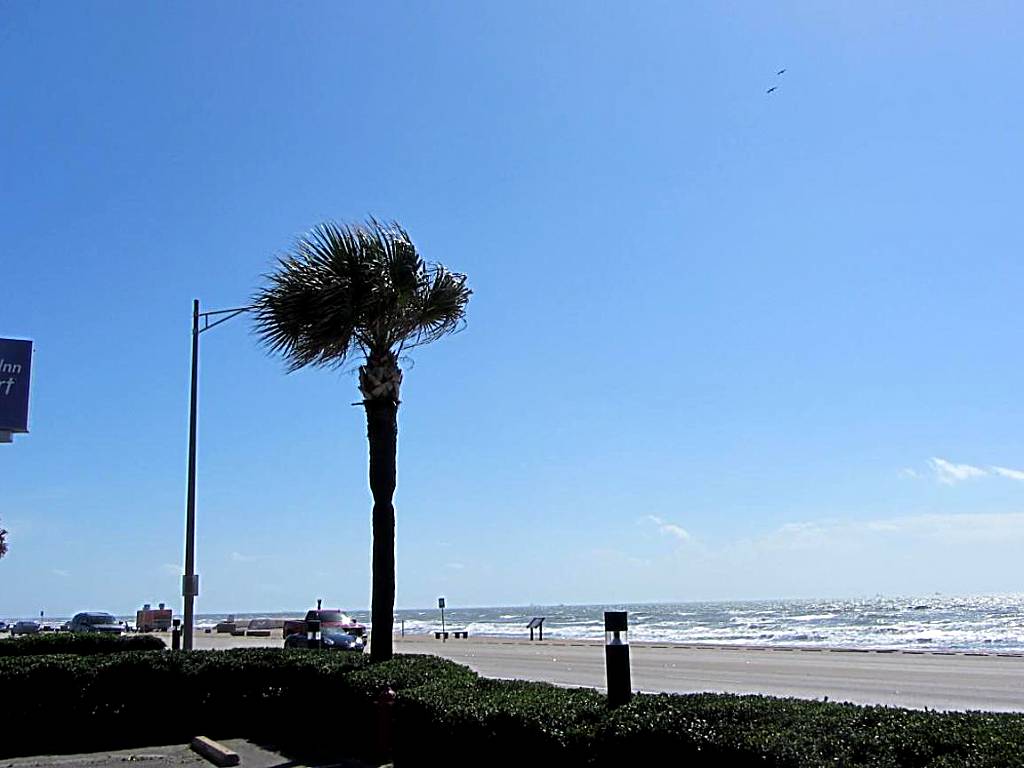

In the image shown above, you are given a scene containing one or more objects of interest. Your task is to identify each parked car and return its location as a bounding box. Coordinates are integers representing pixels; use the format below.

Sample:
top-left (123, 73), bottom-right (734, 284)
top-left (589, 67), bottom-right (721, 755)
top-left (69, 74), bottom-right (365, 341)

top-left (304, 608), bottom-right (365, 636)
top-left (282, 619), bottom-right (305, 638)
top-left (284, 626), bottom-right (365, 652)
top-left (282, 608), bottom-right (366, 640)
top-left (11, 620), bottom-right (41, 636)
top-left (68, 612), bottom-right (123, 634)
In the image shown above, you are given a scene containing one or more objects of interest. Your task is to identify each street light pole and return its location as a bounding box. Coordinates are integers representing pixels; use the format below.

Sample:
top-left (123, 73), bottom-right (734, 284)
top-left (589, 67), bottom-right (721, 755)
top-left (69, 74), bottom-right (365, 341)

top-left (183, 300), bottom-right (200, 649)
top-left (181, 299), bottom-right (252, 650)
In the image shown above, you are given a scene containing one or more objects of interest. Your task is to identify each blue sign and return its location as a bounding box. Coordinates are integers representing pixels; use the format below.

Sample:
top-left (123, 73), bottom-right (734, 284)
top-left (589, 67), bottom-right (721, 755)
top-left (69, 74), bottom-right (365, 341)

top-left (0, 338), bottom-right (33, 433)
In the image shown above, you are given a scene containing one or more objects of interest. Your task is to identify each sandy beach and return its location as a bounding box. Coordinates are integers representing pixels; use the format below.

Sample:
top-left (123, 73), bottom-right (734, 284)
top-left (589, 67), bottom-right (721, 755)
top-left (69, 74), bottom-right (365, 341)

top-left (190, 632), bottom-right (1024, 712)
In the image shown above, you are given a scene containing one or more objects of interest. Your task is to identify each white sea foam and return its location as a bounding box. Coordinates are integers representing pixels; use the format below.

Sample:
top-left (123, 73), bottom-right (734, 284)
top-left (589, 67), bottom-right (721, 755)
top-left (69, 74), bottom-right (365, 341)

top-left (385, 594), bottom-right (1024, 651)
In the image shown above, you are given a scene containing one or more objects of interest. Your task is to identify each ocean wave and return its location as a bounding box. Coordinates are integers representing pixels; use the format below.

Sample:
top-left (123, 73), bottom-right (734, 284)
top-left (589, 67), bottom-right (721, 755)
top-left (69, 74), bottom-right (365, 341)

top-left (383, 594), bottom-right (1024, 651)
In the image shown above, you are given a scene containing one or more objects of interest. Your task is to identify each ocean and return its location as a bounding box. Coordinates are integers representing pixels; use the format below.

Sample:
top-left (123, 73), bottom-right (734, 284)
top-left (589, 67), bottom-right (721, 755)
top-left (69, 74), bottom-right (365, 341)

top-left (193, 593), bottom-right (1024, 652)
top-left (14, 594), bottom-right (1024, 652)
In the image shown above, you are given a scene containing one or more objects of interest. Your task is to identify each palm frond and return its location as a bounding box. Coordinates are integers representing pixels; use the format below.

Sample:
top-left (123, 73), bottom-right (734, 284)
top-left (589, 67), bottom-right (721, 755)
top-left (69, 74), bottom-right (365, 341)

top-left (253, 219), bottom-right (471, 372)
top-left (401, 264), bottom-right (471, 350)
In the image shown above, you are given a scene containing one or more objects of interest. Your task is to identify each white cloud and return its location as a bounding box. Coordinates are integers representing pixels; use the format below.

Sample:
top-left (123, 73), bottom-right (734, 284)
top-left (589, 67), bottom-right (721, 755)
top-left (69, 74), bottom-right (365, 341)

top-left (644, 515), bottom-right (692, 542)
top-left (929, 457), bottom-right (988, 485)
top-left (758, 511), bottom-right (1024, 549)
top-left (906, 512), bottom-right (1024, 542)
top-left (52, 569), bottom-right (70, 578)
top-left (446, 562), bottom-right (465, 570)
top-left (992, 466), bottom-right (1024, 481)
top-left (689, 510), bottom-right (1024, 599)
top-left (898, 467), bottom-right (920, 479)
top-left (913, 458), bottom-right (1024, 485)
top-left (661, 523), bottom-right (691, 541)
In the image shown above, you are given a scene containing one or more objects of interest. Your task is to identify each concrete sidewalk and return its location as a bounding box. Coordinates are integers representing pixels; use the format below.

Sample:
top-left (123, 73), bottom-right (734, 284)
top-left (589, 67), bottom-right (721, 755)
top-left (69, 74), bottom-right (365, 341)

top-left (0, 740), bottom-right (371, 768)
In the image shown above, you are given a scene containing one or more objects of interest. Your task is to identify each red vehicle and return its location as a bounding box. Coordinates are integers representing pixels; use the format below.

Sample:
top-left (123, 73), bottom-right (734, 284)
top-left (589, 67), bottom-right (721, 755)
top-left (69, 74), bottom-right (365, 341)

top-left (304, 608), bottom-right (365, 636)
top-left (282, 608), bottom-right (365, 640)
top-left (136, 603), bottom-right (172, 633)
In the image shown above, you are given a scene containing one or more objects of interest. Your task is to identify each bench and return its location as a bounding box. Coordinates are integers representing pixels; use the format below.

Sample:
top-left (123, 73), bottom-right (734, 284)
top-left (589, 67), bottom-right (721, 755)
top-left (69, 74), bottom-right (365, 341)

top-left (452, 630), bottom-right (468, 639)
top-left (434, 631), bottom-right (449, 640)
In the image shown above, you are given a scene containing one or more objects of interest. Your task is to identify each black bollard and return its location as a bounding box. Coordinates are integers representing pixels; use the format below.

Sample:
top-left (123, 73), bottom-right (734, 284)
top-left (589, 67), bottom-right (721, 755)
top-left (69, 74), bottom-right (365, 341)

top-left (307, 619), bottom-right (321, 650)
top-left (604, 611), bottom-right (631, 708)
top-left (171, 618), bottom-right (181, 651)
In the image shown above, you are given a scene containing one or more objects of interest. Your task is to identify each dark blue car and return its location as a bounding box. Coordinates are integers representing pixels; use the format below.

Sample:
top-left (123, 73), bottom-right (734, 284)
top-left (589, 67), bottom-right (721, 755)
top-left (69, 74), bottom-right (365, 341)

top-left (68, 612), bottom-right (123, 634)
top-left (284, 626), bottom-right (365, 651)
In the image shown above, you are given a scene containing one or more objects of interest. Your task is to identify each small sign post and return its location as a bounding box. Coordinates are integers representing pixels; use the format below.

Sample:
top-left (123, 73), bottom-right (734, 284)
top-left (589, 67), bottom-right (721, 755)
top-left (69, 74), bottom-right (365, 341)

top-left (438, 597), bottom-right (446, 641)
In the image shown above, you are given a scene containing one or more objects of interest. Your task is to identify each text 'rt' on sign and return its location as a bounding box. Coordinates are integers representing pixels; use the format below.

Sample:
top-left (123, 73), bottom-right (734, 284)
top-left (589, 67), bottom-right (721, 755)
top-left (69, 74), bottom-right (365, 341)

top-left (0, 338), bottom-right (33, 433)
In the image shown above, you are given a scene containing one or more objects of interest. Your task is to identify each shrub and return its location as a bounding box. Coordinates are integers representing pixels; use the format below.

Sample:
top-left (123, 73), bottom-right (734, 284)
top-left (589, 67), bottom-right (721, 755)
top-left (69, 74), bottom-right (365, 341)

top-left (592, 693), bottom-right (1024, 768)
top-left (0, 633), bottom-right (167, 656)
top-left (2, 649), bottom-right (1023, 767)
top-left (0, 649), bottom-right (398, 758)
top-left (395, 678), bottom-right (605, 765)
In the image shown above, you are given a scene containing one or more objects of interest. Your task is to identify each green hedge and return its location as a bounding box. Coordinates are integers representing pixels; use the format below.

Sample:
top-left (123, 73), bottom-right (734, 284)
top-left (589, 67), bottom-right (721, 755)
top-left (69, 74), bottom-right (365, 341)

top-left (1, 649), bottom-right (1022, 767)
top-left (592, 693), bottom-right (1024, 768)
top-left (0, 632), bottom-right (167, 656)
top-left (0, 649), bottom-right (467, 760)
top-left (395, 676), bottom-right (607, 762)
top-left (393, 680), bottom-right (1024, 767)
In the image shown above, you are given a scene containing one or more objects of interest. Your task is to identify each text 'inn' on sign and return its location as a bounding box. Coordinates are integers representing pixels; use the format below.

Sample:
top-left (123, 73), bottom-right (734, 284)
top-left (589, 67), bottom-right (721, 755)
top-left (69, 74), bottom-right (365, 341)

top-left (0, 338), bottom-right (33, 443)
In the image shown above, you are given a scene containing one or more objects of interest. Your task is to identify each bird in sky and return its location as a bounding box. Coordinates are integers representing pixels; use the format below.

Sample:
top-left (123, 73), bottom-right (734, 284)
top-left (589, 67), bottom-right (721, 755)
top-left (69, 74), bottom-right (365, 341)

top-left (777, 68), bottom-right (787, 75)
top-left (766, 86), bottom-right (778, 94)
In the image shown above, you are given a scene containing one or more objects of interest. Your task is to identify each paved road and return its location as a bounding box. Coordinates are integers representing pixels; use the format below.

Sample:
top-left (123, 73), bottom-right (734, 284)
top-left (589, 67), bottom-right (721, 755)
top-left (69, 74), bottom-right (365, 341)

top-left (394, 636), bottom-right (1024, 712)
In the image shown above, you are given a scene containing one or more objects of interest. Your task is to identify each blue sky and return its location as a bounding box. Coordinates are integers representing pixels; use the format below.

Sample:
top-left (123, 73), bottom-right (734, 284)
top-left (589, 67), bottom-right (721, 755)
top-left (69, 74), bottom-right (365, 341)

top-left (3, 1), bottom-right (1023, 618)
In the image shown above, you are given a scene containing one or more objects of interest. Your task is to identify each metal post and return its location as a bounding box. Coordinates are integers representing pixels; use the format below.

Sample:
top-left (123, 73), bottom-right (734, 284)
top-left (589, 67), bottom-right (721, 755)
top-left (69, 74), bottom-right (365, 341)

top-left (307, 619), bottom-right (321, 650)
top-left (604, 611), bottom-right (631, 708)
top-left (182, 299), bottom-right (200, 650)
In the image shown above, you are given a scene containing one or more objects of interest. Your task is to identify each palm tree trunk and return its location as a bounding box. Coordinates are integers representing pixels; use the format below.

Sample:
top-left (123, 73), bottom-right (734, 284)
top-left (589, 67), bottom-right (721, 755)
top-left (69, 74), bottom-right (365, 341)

top-left (365, 397), bottom-right (398, 662)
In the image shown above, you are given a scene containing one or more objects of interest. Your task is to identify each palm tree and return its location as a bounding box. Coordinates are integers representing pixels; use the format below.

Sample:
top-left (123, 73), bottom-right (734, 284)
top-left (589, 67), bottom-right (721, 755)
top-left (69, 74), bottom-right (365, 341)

top-left (0, 518), bottom-right (7, 559)
top-left (253, 219), bottom-right (471, 661)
